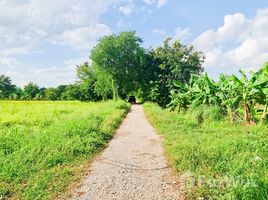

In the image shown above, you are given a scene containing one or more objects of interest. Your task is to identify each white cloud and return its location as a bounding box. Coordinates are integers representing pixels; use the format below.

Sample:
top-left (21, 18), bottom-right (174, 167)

top-left (0, 57), bottom-right (20, 69)
top-left (152, 28), bottom-right (166, 36)
top-left (143, 0), bottom-right (155, 5)
top-left (119, 6), bottom-right (133, 15)
top-left (0, 0), bottom-right (120, 86)
top-left (173, 27), bottom-right (190, 41)
top-left (157, 0), bottom-right (168, 8)
top-left (56, 24), bottom-right (111, 50)
top-left (0, 0), bottom-right (119, 54)
top-left (192, 8), bottom-right (268, 76)
top-left (1, 55), bottom-right (90, 87)
top-left (143, 0), bottom-right (167, 8)
top-left (2, 67), bottom-right (72, 88)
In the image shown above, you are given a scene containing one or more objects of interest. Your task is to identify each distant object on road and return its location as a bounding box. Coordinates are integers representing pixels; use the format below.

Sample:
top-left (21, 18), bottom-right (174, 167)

top-left (128, 96), bottom-right (136, 104)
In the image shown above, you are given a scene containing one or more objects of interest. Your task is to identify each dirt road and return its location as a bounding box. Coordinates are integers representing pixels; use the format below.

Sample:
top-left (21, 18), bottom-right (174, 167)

top-left (70, 104), bottom-right (183, 200)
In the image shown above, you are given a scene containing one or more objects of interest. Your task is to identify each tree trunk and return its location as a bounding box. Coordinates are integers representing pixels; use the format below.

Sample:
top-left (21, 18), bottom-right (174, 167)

top-left (260, 104), bottom-right (267, 124)
top-left (111, 79), bottom-right (119, 101)
top-left (244, 104), bottom-right (251, 124)
top-left (227, 107), bottom-right (235, 123)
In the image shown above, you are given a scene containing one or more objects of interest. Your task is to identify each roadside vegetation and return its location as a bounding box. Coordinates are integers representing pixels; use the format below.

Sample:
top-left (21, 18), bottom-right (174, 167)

top-left (142, 63), bottom-right (268, 199)
top-left (169, 63), bottom-right (268, 124)
top-left (1, 30), bottom-right (267, 199)
top-left (143, 102), bottom-right (268, 199)
top-left (0, 101), bottom-right (129, 199)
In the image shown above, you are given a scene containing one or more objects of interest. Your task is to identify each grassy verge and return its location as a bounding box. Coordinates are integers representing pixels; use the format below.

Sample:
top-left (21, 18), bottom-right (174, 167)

top-left (143, 102), bottom-right (268, 200)
top-left (0, 100), bottom-right (129, 199)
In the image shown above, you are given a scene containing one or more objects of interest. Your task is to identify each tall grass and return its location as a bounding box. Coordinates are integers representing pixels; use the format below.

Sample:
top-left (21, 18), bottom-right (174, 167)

top-left (0, 100), bottom-right (129, 199)
top-left (143, 102), bottom-right (268, 200)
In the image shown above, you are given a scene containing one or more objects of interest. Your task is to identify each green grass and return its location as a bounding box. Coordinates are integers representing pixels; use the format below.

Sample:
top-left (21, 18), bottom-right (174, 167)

top-left (0, 100), bottom-right (129, 199)
top-left (143, 102), bottom-right (268, 200)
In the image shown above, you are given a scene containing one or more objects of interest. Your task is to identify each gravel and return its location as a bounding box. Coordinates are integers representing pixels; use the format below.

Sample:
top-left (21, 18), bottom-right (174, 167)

top-left (69, 105), bottom-right (183, 200)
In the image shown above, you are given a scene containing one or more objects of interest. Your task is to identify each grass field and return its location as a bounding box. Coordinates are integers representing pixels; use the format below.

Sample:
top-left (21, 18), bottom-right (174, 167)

top-left (0, 100), bottom-right (129, 199)
top-left (143, 103), bottom-right (268, 200)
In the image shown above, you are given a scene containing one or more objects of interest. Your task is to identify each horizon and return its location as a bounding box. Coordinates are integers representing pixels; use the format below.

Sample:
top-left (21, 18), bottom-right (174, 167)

top-left (1, 0), bottom-right (268, 87)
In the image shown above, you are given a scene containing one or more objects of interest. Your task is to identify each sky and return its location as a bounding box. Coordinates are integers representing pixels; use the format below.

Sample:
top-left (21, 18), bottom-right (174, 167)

top-left (1, 0), bottom-right (268, 87)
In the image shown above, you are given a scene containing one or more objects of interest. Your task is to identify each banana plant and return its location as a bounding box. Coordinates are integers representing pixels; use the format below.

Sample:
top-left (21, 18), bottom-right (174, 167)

top-left (169, 62), bottom-right (268, 125)
top-left (217, 74), bottom-right (242, 122)
top-left (169, 80), bottom-right (190, 111)
top-left (230, 68), bottom-right (268, 124)
top-left (257, 63), bottom-right (268, 123)
top-left (189, 73), bottom-right (220, 107)
top-left (170, 74), bottom-right (220, 110)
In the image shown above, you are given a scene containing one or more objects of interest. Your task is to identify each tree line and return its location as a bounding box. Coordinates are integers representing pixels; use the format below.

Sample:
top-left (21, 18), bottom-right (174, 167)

top-left (0, 31), bottom-right (204, 105)
top-left (0, 75), bottom-right (99, 101)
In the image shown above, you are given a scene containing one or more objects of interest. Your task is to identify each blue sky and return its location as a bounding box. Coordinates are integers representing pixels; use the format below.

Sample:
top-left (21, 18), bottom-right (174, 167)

top-left (1, 0), bottom-right (268, 87)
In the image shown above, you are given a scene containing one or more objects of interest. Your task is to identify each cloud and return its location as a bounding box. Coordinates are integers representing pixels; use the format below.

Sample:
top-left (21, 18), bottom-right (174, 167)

top-left (0, 0), bottom-right (119, 54)
top-left (119, 5), bottom-right (133, 15)
top-left (157, 0), bottom-right (168, 8)
top-left (152, 28), bottom-right (166, 36)
top-left (2, 67), bottom-right (69, 88)
top-left (173, 27), bottom-right (190, 41)
top-left (0, 0), bottom-right (120, 86)
top-left (0, 57), bottom-right (20, 69)
top-left (143, 0), bottom-right (168, 8)
top-left (143, 0), bottom-right (155, 5)
top-left (192, 8), bottom-right (268, 77)
top-left (56, 24), bottom-right (111, 50)
top-left (3, 56), bottom-right (89, 88)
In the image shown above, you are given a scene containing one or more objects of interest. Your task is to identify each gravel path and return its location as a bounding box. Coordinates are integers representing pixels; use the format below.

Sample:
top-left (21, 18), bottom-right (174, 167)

top-left (70, 105), bottom-right (183, 200)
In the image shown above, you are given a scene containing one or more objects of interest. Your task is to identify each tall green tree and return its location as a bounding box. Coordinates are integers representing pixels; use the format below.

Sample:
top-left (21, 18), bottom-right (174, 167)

top-left (0, 75), bottom-right (16, 99)
top-left (45, 88), bottom-right (58, 100)
top-left (76, 62), bottom-right (100, 101)
top-left (61, 84), bottom-right (81, 100)
top-left (23, 82), bottom-right (40, 100)
top-left (90, 31), bottom-right (146, 99)
top-left (147, 39), bottom-right (204, 107)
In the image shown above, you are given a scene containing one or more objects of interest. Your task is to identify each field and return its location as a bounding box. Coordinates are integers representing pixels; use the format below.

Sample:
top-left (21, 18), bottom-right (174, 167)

top-left (143, 103), bottom-right (268, 200)
top-left (0, 101), bottom-right (129, 199)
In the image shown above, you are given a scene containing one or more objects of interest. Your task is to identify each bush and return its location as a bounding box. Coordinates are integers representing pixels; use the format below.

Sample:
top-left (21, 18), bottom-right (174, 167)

top-left (188, 105), bottom-right (224, 124)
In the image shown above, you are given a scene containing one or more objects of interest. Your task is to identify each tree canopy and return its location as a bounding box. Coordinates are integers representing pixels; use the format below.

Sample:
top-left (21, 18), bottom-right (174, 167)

top-left (90, 31), bottom-right (146, 99)
top-left (0, 31), bottom-right (205, 107)
top-left (0, 75), bottom-right (16, 99)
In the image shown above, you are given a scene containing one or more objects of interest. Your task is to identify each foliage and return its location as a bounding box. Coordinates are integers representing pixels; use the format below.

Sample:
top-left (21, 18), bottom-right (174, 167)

top-left (76, 62), bottom-right (101, 101)
top-left (0, 32), bottom-right (204, 104)
top-left (170, 63), bottom-right (268, 124)
top-left (146, 39), bottom-right (204, 107)
top-left (22, 82), bottom-right (41, 100)
top-left (90, 31), bottom-right (146, 99)
top-left (143, 102), bottom-right (268, 200)
top-left (0, 75), bottom-right (16, 99)
top-left (0, 101), bottom-right (129, 199)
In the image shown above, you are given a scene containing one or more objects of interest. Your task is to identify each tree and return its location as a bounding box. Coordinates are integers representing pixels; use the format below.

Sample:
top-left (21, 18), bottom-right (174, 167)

top-left (76, 63), bottom-right (100, 101)
top-left (45, 88), bottom-right (58, 100)
top-left (147, 39), bottom-right (204, 107)
top-left (90, 31), bottom-right (146, 99)
top-left (0, 75), bottom-right (16, 99)
top-left (61, 84), bottom-right (81, 100)
top-left (23, 82), bottom-right (40, 100)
